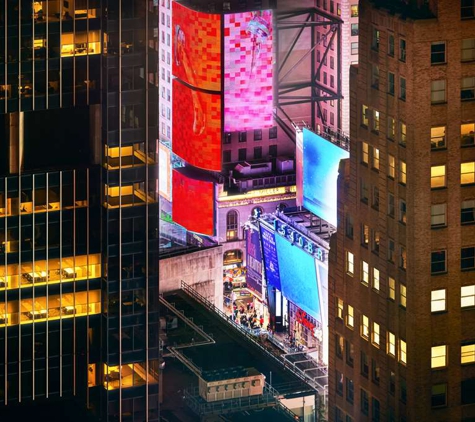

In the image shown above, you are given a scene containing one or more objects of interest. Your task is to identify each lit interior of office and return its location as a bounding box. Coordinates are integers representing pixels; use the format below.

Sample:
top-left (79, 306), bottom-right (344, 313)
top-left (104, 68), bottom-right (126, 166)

top-left (32, 1), bottom-right (99, 22)
top-left (0, 289), bottom-right (101, 327)
top-left (104, 143), bottom-right (156, 170)
top-left (104, 184), bottom-right (156, 209)
top-left (103, 362), bottom-right (159, 390)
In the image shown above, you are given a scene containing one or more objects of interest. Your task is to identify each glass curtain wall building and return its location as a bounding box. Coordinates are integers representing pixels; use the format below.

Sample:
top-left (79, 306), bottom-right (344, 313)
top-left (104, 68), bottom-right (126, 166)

top-left (0, 1), bottom-right (159, 420)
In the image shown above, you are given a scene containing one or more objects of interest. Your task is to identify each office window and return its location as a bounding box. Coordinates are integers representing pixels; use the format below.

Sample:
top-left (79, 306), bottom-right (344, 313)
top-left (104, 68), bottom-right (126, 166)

top-left (399, 199), bottom-right (407, 224)
top-left (399, 161), bottom-right (407, 185)
top-left (361, 315), bottom-right (369, 340)
top-left (372, 147), bottom-right (380, 169)
top-left (346, 214), bottom-right (354, 238)
top-left (462, 38), bottom-right (475, 61)
top-left (351, 42), bottom-right (358, 55)
top-left (462, 77), bottom-right (475, 101)
top-left (461, 123), bottom-right (475, 146)
top-left (388, 117), bottom-right (396, 139)
top-left (361, 179), bottom-right (369, 203)
top-left (399, 39), bottom-right (406, 62)
top-left (400, 122), bottom-right (407, 145)
top-left (431, 250), bottom-right (446, 274)
top-left (335, 407), bottom-right (344, 422)
top-left (226, 210), bottom-right (239, 241)
top-left (431, 345), bottom-right (447, 368)
top-left (371, 64), bottom-right (380, 89)
top-left (336, 371), bottom-right (344, 396)
top-left (346, 251), bottom-right (354, 275)
top-left (351, 4), bottom-right (358, 17)
top-left (346, 340), bottom-right (354, 366)
top-left (388, 34), bottom-right (395, 56)
top-left (431, 384), bottom-right (447, 407)
top-left (461, 379), bottom-right (475, 405)
top-left (238, 131), bottom-right (247, 142)
top-left (362, 104), bottom-right (369, 126)
top-left (389, 372), bottom-right (396, 395)
top-left (330, 57), bottom-right (335, 69)
top-left (253, 147), bottom-right (262, 160)
top-left (461, 343), bottom-right (475, 364)
top-left (223, 150), bottom-right (232, 163)
top-left (389, 277), bottom-right (396, 299)
top-left (431, 80), bottom-right (446, 104)
top-left (337, 297), bottom-right (344, 319)
top-left (336, 334), bottom-right (344, 358)
top-left (361, 260), bottom-right (369, 285)
top-left (372, 322), bottom-right (380, 347)
top-left (372, 360), bottom-right (380, 384)
top-left (362, 141), bottom-right (369, 164)
top-left (462, 0), bottom-right (475, 18)
top-left (461, 247), bottom-right (475, 270)
top-left (372, 398), bottom-right (380, 422)
top-left (361, 224), bottom-right (370, 247)
top-left (372, 187), bottom-right (380, 210)
top-left (360, 389), bottom-right (369, 415)
top-left (269, 145), bottom-right (277, 157)
top-left (387, 332), bottom-right (396, 356)
top-left (400, 77), bottom-right (406, 100)
top-left (254, 129), bottom-right (262, 141)
top-left (346, 378), bottom-right (354, 404)
top-left (361, 351), bottom-right (369, 377)
top-left (372, 231), bottom-right (380, 255)
top-left (431, 289), bottom-right (446, 312)
top-left (373, 110), bottom-right (380, 131)
top-left (462, 200), bottom-right (475, 224)
top-left (400, 379), bottom-right (407, 404)
top-left (388, 154), bottom-right (396, 178)
top-left (400, 284), bottom-right (407, 308)
top-left (351, 23), bottom-right (359, 36)
top-left (388, 194), bottom-right (395, 218)
top-left (462, 285), bottom-right (475, 307)
top-left (372, 28), bottom-right (380, 51)
top-left (388, 239), bottom-right (395, 262)
top-left (431, 203), bottom-right (447, 227)
top-left (461, 162), bottom-right (475, 185)
top-left (431, 165), bottom-right (446, 188)
top-left (431, 126), bottom-right (446, 149)
top-left (400, 246), bottom-right (407, 270)
top-left (347, 305), bottom-right (354, 328)
top-left (269, 126), bottom-right (278, 139)
top-left (388, 72), bottom-right (395, 95)
top-left (238, 148), bottom-right (247, 161)
top-left (431, 41), bottom-right (446, 64)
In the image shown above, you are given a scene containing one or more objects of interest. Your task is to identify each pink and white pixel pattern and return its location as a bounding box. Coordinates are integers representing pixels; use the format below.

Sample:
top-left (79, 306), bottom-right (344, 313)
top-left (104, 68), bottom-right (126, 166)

top-left (224, 11), bottom-right (274, 132)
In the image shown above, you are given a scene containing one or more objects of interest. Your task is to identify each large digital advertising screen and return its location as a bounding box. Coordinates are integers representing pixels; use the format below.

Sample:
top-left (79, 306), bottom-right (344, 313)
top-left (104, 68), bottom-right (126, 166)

top-left (159, 143), bottom-right (171, 201)
top-left (172, 79), bottom-right (222, 171)
top-left (246, 226), bottom-right (263, 297)
top-left (303, 128), bottom-right (349, 227)
top-left (275, 233), bottom-right (321, 321)
top-left (172, 2), bottom-right (221, 91)
top-left (259, 223), bottom-right (281, 291)
top-left (296, 129), bottom-right (303, 207)
top-left (172, 168), bottom-right (215, 236)
top-left (224, 10), bottom-right (274, 132)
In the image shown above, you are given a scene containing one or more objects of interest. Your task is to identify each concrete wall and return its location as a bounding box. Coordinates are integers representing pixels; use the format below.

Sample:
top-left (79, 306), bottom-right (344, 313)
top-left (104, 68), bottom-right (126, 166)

top-left (159, 246), bottom-right (224, 309)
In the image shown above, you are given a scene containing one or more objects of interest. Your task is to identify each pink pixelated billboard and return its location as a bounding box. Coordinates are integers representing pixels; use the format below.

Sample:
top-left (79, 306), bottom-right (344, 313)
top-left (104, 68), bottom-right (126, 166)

top-left (224, 10), bottom-right (274, 132)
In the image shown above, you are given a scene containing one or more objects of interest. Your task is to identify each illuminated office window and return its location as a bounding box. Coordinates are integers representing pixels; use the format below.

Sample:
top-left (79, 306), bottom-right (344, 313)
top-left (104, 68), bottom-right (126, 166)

top-left (387, 332), bottom-right (396, 357)
top-left (399, 340), bottom-right (407, 365)
top-left (351, 4), bottom-right (358, 17)
top-left (461, 162), bottom-right (475, 185)
top-left (373, 268), bottom-right (380, 291)
top-left (431, 126), bottom-right (446, 149)
top-left (461, 285), bottom-right (475, 307)
top-left (61, 30), bottom-right (101, 57)
top-left (346, 305), bottom-right (354, 328)
top-left (431, 345), bottom-right (447, 369)
top-left (461, 343), bottom-right (475, 364)
top-left (399, 122), bottom-right (407, 145)
top-left (430, 165), bottom-right (446, 188)
top-left (388, 277), bottom-right (396, 300)
top-left (431, 289), bottom-right (446, 312)
top-left (362, 104), bottom-right (369, 126)
top-left (361, 224), bottom-right (370, 247)
top-left (372, 322), bottom-right (380, 347)
top-left (372, 147), bottom-right (380, 170)
top-left (226, 210), bottom-right (239, 241)
top-left (388, 154), bottom-right (395, 178)
top-left (337, 298), bottom-right (344, 319)
top-left (361, 261), bottom-right (369, 285)
top-left (400, 284), bottom-right (407, 308)
top-left (361, 142), bottom-right (369, 164)
top-left (361, 315), bottom-right (369, 340)
top-left (461, 123), bottom-right (475, 147)
top-left (346, 251), bottom-right (354, 276)
top-left (399, 161), bottom-right (407, 185)
top-left (388, 117), bottom-right (396, 139)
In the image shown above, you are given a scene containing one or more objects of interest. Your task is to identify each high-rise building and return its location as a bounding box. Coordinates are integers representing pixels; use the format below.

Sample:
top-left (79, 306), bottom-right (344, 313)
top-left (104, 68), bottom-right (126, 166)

top-left (329, 0), bottom-right (475, 421)
top-left (0, 1), bottom-right (160, 420)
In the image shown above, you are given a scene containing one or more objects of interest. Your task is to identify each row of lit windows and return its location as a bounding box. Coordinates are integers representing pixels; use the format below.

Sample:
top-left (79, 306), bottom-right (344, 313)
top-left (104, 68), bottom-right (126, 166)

top-left (430, 285), bottom-right (475, 313)
top-left (103, 362), bottom-right (158, 391)
top-left (431, 343), bottom-right (475, 368)
top-left (103, 183), bottom-right (156, 209)
top-left (430, 248), bottom-right (475, 273)
top-left (431, 123), bottom-right (475, 149)
top-left (430, 163), bottom-right (475, 188)
top-left (104, 144), bottom-right (156, 170)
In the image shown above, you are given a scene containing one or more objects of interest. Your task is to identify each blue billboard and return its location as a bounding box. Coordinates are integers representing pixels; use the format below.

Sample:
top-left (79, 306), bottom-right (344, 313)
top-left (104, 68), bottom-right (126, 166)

top-left (259, 223), bottom-right (281, 291)
top-left (246, 226), bottom-right (263, 296)
top-left (302, 128), bottom-right (349, 227)
top-left (275, 233), bottom-right (320, 321)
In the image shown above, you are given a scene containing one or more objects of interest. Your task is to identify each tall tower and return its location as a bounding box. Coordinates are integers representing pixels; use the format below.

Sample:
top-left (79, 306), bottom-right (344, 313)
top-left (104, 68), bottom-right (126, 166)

top-left (329, 0), bottom-right (475, 421)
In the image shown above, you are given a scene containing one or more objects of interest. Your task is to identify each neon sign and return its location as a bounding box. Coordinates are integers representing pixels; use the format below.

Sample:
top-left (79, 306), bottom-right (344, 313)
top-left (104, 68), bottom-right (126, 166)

top-left (273, 219), bottom-right (325, 262)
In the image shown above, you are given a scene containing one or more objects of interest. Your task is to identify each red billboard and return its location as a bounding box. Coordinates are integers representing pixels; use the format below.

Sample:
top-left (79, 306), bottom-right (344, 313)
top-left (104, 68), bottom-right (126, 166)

top-left (172, 2), bottom-right (221, 91)
top-left (172, 168), bottom-right (215, 236)
top-left (172, 79), bottom-right (222, 171)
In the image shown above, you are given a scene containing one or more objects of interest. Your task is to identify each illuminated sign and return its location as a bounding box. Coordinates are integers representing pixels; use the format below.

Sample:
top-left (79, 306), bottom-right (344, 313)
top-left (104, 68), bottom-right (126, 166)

top-left (224, 10), bottom-right (274, 131)
top-left (259, 223), bottom-right (281, 291)
top-left (246, 226), bottom-right (263, 297)
top-left (159, 143), bottom-right (171, 201)
top-left (273, 219), bottom-right (325, 262)
top-left (295, 309), bottom-right (316, 334)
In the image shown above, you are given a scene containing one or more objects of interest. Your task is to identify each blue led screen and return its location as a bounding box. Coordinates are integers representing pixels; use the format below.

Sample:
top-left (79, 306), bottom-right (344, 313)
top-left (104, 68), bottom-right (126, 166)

top-left (275, 233), bottom-right (320, 320)
top-left (302, 128), bottom-right (349, 227)
top-left (259, 223), bottom-right (281, 291)
top-left (246, 226), bottom-right (263, 295)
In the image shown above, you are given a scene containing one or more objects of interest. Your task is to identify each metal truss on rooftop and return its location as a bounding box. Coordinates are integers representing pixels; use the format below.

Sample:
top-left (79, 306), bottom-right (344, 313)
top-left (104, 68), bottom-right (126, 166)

top-left (275, 7), bottom-right (343, 141)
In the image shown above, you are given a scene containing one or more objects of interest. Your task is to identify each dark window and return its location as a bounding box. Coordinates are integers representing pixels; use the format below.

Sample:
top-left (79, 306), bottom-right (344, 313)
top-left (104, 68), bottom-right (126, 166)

top-left (431, 250), bottom-right (447, 274)
top-left (253, 147), bottom-right (262, 160)
top-left (388, 34), bottom-right (395, 56)
top-left (351, 23), bottom-right (359, 36)
top-left (431, 383), bottom-right (447, 407)
top-left (346, 377), bottom-right (354, 404)
top-left (431, 42), bottom-right (446, 64)
top-left (269, 144), bottom-right (277, 157)
top-left (389, 371), bottom-right (396, 395)
top-left (372, 398), bottom-right (380, 422)
top-left (400, 378), bottom-right (407, 404)
top-left (400, 77), bottom-right (406, 101)
top-left (462, 200), bottom-right (475, 224)
top-left (372, 359), bottom-right (380, 385)
top-left (254, 129), bottom-right (262, 141)
top-left (461, 247), bottom-right (475, 270)
top-left (269, 126), bottom-right (278, 139)
top-left (223, 150), bottom-right (231, 163)
top-left (372, 28), bottom-right (380, 51)
top-left (335, 407), bottom-right (344, 422)
top-left (372, 187), bottom-right (380, 210)
top-left (346, 340), bottom-right (354, 367)
top-left (346, 214), bottom-right (354, 239)
top-left (238, 131), bottom-right (247, 143)
top-left (388, 72), bottom-right (395, 95)
top-left (461, 0), bottom-right (475, 19)
top-left (400, 39), bottom-right (406, 62)
top-left (361, 351), bottom-right (369, 377)
top-left (238, 148), bottom-right (247, 161)
top-left (226, 211), bottom-right (239, 241)
top-left (360, 389), bottom-right (369, 415)
top-left (224, 132), bottom-right (232, 144)
top-left (336, 334), bottom-right (344, 358)
top-left (336, 371), bottom-right (344, 396)
top-left (461, 378), bottom-right (475, 404)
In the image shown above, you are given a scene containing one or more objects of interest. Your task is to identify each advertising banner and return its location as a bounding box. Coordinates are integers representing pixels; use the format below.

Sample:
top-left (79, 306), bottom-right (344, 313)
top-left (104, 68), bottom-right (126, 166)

top-left (246, 225), bottom-right (263, 298)
top-left (259, 222), bottom-right (281, 291)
